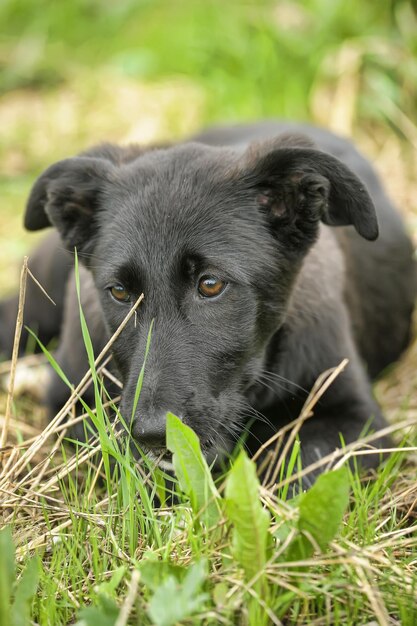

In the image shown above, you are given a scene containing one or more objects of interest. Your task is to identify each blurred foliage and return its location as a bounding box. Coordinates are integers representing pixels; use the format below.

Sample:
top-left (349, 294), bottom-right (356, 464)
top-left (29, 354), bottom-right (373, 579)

top-left (0, 0), bottom-right (416, 290)
top-left (1, 0), bottom-right (416, 128)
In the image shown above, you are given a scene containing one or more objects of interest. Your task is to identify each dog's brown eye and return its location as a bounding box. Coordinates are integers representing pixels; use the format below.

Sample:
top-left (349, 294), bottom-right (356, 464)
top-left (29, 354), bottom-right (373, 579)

top-left (198, 276), bottom-right (226, 298)
top-left (110, 284), bottom-right (131, 303)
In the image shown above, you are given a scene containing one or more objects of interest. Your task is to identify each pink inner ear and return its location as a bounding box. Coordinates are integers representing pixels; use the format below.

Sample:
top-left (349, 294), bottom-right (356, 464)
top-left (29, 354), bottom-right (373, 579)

top-left (257, 192), bottom-right (270, 207)
top-left (257, 192), bottom-right (287, 218)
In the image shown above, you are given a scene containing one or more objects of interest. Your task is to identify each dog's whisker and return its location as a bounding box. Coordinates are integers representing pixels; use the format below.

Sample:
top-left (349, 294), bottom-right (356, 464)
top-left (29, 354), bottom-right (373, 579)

top-left (259, 370), bottom-right (310, 394)
top-left (255, 376), bottom-right (289, 397)
top-left (239, 402), bottom-right (275, 431)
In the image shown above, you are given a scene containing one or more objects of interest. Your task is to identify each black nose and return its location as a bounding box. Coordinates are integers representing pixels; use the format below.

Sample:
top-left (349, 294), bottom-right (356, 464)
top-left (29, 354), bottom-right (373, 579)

top-left (132, 412), bottom-right (167, 449)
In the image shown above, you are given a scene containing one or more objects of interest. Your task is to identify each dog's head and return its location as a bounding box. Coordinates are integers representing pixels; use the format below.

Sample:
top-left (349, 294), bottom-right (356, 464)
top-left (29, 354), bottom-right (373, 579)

top-left (24, 136), bottom-right (378, 468)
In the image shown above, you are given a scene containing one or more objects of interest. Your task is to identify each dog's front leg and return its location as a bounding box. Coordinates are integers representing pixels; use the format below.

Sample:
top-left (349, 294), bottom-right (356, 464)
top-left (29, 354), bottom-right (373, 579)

top-left (254, 352), bottom-right (392, 493)
top-left (256, 399), bottom-right (391, 495)
top-left (292, 399), bottom-right (391, 489)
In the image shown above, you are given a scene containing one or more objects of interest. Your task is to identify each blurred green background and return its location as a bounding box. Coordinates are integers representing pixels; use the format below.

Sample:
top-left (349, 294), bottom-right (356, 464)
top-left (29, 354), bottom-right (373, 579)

top-left (1, 0), bottom-right (416, 293)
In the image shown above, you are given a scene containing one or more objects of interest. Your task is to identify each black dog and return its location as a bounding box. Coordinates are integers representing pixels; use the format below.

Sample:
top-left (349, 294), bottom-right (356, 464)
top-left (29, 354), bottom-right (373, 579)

top-left (2, 122), bottom-right (416, 484)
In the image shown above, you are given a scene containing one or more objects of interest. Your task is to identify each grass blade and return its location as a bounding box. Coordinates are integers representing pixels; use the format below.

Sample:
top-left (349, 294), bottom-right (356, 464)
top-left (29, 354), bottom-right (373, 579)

top-left (0, 527), bottom-right (15, 626)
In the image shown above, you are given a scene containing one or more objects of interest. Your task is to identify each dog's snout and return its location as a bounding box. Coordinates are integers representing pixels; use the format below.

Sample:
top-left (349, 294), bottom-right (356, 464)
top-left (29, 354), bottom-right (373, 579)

top-left (132, 411), bottom-right (167, 449)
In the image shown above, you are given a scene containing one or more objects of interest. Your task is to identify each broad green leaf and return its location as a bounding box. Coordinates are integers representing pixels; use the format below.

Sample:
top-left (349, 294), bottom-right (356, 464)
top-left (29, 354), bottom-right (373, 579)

top-left (299, 466), bottom-right (350, 549)
top-left (285, 467), bottom-right (350, 561)
top-left (212, 581), bottom-right (228, 608)
top-left (95, 565), bottom-right (126, 597)
top-left (166, 412), bottom-right (221, 527)
top-left (273, 519), bottom-right (294, 546)
top-left (213, 581), bottom-right (242, 612)
top-left (225, 451), bottom-right (270, 582)
top-left (147, 560), bottom-right (207, 626)
top-left (11, 556), bottom-right (40, 626)
top-left (76, 595), bottom-right (119, 626)
top-left (139, 559), bottom-right (186, 591)
top-left (75, 606), bottom-right (118, 626)
top-left (225, 451), bottom-right (271, 626)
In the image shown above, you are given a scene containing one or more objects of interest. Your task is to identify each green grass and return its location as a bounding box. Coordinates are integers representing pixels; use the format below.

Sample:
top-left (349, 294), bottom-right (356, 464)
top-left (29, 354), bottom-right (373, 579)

top-left (2, 420), bottom-right (417, 625)
top-left (1, 1), bottom-right (417, 624)
top-left (1, 0), bottom-right (415, 124)
top-left (1, 290), bottom-right (416, 624)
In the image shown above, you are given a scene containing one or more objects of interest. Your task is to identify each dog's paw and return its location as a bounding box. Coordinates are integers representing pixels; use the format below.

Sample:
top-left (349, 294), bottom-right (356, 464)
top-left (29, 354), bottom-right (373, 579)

top-left (1, 358), bottom-right (50, 401)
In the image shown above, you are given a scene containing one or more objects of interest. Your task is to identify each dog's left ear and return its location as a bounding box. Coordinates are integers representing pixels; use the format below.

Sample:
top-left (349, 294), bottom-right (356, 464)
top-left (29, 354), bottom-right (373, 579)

top-left (24, 156), bottom-right (114, 257)
top-left (243, 146), bottom-right (378, 242)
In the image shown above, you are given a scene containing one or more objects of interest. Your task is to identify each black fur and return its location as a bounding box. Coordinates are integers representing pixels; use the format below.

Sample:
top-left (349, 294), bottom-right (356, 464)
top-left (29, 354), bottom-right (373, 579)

top-left (2, 122), bottom-right (416, 485)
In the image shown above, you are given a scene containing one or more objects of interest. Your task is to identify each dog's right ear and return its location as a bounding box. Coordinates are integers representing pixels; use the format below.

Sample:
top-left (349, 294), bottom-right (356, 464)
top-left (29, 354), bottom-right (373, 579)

top-left (25, 157), bottom-right (114, 256)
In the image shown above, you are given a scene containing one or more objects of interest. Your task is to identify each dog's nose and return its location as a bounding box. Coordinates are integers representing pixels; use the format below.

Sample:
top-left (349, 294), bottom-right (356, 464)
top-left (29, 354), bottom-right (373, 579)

top-left (132, 411), bottom-right (167, 449)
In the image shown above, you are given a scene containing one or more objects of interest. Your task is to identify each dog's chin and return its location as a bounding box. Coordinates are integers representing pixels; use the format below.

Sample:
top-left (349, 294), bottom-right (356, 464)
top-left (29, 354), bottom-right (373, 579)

top-left (134, 442), bottom-right (229, 473)
top-left (146, 450), bottom-right (175, 472)
top-left (134, 446), bottom-right (175, 472)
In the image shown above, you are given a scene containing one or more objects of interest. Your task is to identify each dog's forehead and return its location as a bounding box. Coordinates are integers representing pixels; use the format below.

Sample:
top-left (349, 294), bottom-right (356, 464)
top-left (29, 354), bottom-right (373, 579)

top-left (116, 142), bottom-right (240, 211)
top-left (97, 143), bottom-right (276, 279)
